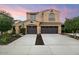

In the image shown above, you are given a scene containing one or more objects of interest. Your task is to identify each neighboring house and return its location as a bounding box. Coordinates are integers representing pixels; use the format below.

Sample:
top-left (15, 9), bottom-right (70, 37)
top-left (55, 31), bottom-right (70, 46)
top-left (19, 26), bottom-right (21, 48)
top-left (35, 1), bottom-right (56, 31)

top-left (13, 20), bottom-right (24, 34)
top-left (15, 9), bottom-right (61, 34)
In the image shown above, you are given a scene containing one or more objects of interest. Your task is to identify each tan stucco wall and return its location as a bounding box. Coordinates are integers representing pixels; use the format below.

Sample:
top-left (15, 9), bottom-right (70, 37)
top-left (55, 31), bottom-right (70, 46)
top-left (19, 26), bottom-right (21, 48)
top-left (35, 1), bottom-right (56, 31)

top-left (24, 20), bottom-right (40, 34)
top-left (36, 12), bottom-right (42, 22)
top-left (27, 9), bottom-right (60, 22)
top-left (37, 26), bottom-right (41, 34)
top-left (58, 25), bottom-right (61, 33)
top-left (15, 9), bottom-right (61, 34)
top-left (15, 23), bottom-right (61, 34)
top-left (25, 9), bottom-right (61, 34)
top-left (40, 22), bottom-right (61, 34)
top-left (15, 26), bottom-right (20, 34)
top-left (15, 23), bottom-right (20, 34)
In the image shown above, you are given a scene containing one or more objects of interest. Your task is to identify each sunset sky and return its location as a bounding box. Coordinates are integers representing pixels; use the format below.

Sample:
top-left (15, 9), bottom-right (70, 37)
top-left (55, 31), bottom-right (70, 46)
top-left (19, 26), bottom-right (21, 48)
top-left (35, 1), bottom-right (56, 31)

top-left (0, 4), bottom-right (79, 23)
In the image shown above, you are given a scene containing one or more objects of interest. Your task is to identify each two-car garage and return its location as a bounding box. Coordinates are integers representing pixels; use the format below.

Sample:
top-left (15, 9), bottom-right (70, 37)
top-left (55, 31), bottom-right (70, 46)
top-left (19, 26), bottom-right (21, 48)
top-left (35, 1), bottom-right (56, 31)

top-left (27, 26), bottom-right (58, 34)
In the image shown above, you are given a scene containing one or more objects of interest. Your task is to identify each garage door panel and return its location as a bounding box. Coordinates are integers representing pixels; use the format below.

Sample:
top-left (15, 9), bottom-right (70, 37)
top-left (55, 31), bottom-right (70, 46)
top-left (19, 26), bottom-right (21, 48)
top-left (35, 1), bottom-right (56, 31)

top-left (41, 26), bottom-right (58, 34)
top-left (27, 26), bottom-right (37, 34)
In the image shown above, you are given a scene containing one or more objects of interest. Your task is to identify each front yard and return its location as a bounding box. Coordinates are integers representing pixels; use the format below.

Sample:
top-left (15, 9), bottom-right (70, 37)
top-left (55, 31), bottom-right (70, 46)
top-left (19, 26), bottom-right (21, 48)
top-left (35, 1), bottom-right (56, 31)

top-left (0, 33), bottom-right (21, 45)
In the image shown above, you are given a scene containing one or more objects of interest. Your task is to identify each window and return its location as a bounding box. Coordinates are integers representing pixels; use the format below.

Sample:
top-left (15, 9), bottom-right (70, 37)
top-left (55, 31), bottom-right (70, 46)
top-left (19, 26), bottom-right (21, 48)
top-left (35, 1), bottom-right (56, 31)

top-left (30, 14), bottom-right (36, 20)
top-left (49, 13), bottom-right (55, 21)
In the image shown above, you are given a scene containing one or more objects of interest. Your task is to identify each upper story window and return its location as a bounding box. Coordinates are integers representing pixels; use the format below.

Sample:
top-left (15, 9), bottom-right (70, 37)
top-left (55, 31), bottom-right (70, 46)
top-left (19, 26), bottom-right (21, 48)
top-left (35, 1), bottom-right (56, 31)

top-left (30, 14), bottom-right (36, 20)
top-left (49, 13), bottom-right (55, 21)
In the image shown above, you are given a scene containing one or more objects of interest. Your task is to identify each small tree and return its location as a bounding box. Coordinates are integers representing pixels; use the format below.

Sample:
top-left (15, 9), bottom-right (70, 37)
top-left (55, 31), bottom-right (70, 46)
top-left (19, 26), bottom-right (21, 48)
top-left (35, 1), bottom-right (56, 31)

top-left (64, 17), bottom-right (79, 38)
top-left (0, 11), bottom-right (13, 43)
top-left (72, 17), bottom-right (79, 38)
top-left (64, 18), bottom-right (73, 33)
top-left (0, 11), bottom-right (13, 35)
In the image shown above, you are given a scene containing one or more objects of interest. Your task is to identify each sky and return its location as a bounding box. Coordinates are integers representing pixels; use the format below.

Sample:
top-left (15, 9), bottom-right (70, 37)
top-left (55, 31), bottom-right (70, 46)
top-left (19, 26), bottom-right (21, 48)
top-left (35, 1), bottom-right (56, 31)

top-left (0, 4), bottom-right (79, 23)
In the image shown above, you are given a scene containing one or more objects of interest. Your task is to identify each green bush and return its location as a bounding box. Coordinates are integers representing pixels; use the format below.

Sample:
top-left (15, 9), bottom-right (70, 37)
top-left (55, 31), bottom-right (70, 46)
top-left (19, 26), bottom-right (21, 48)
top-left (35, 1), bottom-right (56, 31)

top-left (0, 33), bottom-right (10, 44)
top-left (14, 34), bottom-right (21, 38)
top-left (20, 28), bottom-right (25, 35)
top-left (0, 32), bottom-right (21, 45)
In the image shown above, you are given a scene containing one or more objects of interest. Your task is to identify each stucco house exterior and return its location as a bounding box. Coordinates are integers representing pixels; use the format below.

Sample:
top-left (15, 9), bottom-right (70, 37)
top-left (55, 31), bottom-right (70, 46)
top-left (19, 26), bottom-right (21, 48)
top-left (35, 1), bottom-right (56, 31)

top-left (14, 9), bottom-right (61, 34)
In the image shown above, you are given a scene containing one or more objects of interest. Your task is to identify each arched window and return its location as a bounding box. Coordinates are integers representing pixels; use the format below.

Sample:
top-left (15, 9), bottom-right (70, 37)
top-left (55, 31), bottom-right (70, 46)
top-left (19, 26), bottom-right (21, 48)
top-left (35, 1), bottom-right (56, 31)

top-left (49, 13), bottom-right (55, 21)
top-left (30, 14), bottom-right (36, 20)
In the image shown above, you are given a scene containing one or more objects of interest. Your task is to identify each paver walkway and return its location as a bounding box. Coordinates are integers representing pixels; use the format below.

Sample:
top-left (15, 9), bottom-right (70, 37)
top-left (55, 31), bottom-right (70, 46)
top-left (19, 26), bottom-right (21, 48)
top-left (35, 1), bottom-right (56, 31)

top-left (0, 34), bottom-right (79, 55)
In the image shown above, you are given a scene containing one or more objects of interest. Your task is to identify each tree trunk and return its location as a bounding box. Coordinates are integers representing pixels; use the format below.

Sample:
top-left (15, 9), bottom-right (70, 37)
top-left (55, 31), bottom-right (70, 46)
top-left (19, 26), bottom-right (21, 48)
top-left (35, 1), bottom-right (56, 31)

top-left (1, 31), bottom-right (3, 35)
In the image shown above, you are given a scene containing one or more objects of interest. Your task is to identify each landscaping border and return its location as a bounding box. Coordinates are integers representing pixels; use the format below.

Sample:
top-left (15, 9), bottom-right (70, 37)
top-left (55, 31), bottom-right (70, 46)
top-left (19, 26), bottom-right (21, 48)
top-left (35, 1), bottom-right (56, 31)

top-left (35, 34), bottom-right (44, 45)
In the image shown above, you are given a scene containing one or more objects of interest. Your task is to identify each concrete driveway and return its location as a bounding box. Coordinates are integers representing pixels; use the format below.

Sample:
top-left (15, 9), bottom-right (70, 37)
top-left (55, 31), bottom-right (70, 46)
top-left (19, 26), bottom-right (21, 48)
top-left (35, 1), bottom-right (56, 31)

top-left (0, 34), bottom-right (37, 55)
top-left (42, 34), bottom-right (79, 45)
top-left (0, 34), bottom-right (79, 55)
top-left (8, 34), bottom-right (36, 46)
top-left (42, 34), bottom-right (79, 54)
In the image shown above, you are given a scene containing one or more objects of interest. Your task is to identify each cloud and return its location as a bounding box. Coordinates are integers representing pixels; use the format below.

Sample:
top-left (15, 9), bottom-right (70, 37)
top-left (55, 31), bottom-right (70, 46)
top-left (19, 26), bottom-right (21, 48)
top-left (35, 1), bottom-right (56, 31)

top-left (0, 5), bottom-right (31, 20)
top-left (60, 7), bottom-right (79, 17)
top-left (0, 5), bottom-right (79, 23)
top-left (58, 6), bottom-right (79, 23)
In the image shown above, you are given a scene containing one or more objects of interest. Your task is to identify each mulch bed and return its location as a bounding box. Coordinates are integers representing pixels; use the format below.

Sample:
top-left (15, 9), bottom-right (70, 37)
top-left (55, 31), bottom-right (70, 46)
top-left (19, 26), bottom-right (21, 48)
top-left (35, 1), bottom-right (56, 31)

top-left (35, 34), bottom-right (44, 45)
top-left (7, 34), bottom-right (21, 44)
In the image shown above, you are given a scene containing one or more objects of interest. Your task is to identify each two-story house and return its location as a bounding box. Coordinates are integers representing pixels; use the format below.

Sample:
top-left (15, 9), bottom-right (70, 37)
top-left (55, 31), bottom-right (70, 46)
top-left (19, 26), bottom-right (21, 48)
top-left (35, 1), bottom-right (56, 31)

top-left (23, 9), bottom-right (61, 34)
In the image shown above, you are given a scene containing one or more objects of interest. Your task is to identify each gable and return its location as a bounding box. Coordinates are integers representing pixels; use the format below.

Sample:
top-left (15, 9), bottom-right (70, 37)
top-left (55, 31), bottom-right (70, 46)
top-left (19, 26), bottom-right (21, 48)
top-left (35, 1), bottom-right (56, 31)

top-left (24, 20), bottom-right (40, 26)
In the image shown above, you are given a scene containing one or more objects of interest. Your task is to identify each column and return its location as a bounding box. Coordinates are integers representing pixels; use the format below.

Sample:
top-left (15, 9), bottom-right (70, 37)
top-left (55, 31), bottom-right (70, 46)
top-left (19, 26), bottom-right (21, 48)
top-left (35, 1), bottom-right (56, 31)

top-left (58, 25), bottom-right (61, 34)
top-left (37, 26), bottom-right (41, 34)
top-left (24, 25), bottom-right (27, 34)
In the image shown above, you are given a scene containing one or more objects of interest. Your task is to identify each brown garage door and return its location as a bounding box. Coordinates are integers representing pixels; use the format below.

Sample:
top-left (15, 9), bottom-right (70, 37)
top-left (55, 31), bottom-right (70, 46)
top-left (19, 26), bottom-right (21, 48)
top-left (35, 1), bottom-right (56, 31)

top-left (41, 26), bottom-right (58, 34)
top-left (27, 26), bottom-right (37, 34)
